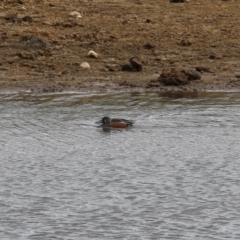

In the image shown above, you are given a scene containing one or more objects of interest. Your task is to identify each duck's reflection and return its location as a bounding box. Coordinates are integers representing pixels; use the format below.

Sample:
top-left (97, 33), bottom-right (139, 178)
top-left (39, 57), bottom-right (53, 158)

top-left (97, 126), bottom-right (134, 135)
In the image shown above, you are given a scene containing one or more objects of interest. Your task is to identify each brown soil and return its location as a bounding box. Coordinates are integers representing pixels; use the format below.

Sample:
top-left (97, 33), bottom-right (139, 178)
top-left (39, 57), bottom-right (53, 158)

top-left (1, 0), bottom-right (240, 93)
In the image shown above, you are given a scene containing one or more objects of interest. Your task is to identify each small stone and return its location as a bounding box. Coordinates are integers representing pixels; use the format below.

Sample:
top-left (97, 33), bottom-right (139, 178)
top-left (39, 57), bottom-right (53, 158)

top-left (129, 57), bottom-right (143, 71)
top-left (235, 74), bottom-right (240, 79)
top-left (122, 63), bottom-right (134, 72)
top-left (170, 0), bottom-right (185, 2)
top-left (80, 62), bottom-right (90, 69)
top-left (144, 43), bottom-right (155, 49)
top-left (22, 16), bottom-right (33, 22)
top-left (20, 35), bottom-right (46, 49)
top-left (87, 50), bottom-right (99, 58)
top-left (122, 57), bottom-right (143, 72)
top-left (68, 11), bottom-right (82, 18)
top-left (180, 39), bottom-right (191, 46)
top-left (61, 70), bottom-right (70, 75)
top-left (209, 54), bottom-right (216, 59)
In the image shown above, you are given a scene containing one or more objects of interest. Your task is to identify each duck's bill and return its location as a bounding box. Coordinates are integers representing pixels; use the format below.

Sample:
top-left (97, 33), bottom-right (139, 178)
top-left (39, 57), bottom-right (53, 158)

top-left (95, 120), bottom-right (103, 124)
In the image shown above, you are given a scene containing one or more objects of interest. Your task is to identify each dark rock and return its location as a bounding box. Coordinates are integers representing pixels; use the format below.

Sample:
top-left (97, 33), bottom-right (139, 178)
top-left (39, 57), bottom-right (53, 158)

top-left (129, 57), bottom-right (143, 71)
top-left (182, 69), bottom-right (201, 80)
top-left (20, 35), bottom-right (46, 49)
top-left (180, 39), bottom-right (191, 46)
top-left (28, 36), bottom-right (46, 48)
top-left (1, 32), bottom-right (8, 41)
top-left (209, 54), bottom-right (216, 59)
top-left (22, 16), bottom-right (33, 22)
top-left (235, 74), bottom-right (240, 79)
top-left (145, 19), bottom-right (156, 24)
top-left (170, 0), bottom-right (185, 2)
top-left (122, 63), bottom-right (134, 72)
top-left (122, 57), bottom-right (143, 72)
top-left (158, 69), bottom-right (189, 86)
top-left (144, 43), bottom-right (155, 49)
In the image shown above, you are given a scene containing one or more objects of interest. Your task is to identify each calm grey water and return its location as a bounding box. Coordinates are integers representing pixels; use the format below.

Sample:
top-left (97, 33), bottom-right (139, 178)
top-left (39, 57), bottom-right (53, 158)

top-left (1, 91), bottom-right (240, 240)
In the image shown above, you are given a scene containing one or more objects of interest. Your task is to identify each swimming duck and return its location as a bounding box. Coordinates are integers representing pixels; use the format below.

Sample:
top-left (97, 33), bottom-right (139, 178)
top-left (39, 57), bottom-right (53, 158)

top-left (96, 116), bottom-right (134, 128)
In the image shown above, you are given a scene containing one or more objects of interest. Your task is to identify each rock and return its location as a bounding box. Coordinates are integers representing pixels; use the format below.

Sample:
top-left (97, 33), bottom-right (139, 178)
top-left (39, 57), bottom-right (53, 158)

top-left (180, 39), bottom-right (191, 46)
top-left (235, 74), bottom-right (240, 79)
top-left (182, 69), bottom-right (201, 80)
top-left (144, 43), bottom-right (155, 49)
top-left (122, 63), bottom-right (134, 72)
top-left (87, 50), bottom-right (99, 58)
top-left (170, 0), bottom-right (185, 2)
top-left (80, 62), bottom-right (90, 69)
top-left (20, 35), bottom-right (46, 49)
top-left (122, 57), bottom-right (143, 72)
top-left (68, 11), bottom-right (82, 18)
top-left (129, 57), bottom-right (143, 71)
top-left (1, 32), bottom-right (8, 41)
top-left (22, 16), bottom-right (33, 22)
top-left (209, 53), bottom-right (221, 59)
top-left (158, 69), bottom-right (189, 86)
top-left (28, 36), bottom-right (46, 48)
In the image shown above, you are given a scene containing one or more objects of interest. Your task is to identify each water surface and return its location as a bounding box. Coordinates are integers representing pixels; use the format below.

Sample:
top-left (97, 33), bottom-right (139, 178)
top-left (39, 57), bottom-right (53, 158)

top-left (1, 91), bottom-right (240, 239)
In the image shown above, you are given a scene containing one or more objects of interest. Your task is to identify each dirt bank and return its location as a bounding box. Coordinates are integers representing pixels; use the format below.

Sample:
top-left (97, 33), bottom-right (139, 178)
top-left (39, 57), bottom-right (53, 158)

top-left (1, 0), bottom-right (240, 92)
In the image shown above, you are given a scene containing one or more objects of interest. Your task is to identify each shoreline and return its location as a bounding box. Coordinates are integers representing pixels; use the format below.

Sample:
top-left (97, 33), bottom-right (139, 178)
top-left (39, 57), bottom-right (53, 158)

top-left (1, 85), bottom-right (240, 95)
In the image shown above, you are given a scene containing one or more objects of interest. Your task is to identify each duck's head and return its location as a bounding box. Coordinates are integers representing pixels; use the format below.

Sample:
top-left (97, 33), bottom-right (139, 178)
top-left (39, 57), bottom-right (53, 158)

top-left (95, 116), bottom-right (111, 124)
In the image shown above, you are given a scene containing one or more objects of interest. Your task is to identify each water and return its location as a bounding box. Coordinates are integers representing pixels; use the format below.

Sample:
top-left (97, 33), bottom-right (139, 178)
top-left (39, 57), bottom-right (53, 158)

top-left (1, 91), bottom-right (240, 240)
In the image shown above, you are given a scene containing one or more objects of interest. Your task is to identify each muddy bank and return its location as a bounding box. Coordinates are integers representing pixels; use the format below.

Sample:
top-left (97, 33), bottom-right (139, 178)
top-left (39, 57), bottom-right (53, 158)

top-left (0, 0), bottom-right (240, 92)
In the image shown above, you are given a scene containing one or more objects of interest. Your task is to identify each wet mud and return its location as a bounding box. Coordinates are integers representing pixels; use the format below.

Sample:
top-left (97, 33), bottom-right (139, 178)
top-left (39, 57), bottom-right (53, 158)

top-left (1, 0), bottom-right (240, 92)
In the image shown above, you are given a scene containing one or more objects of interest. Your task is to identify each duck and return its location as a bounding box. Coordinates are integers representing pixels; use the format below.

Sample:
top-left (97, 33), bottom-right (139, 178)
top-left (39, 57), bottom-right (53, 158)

top-left (95, 116), bottom-right (134, 128)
